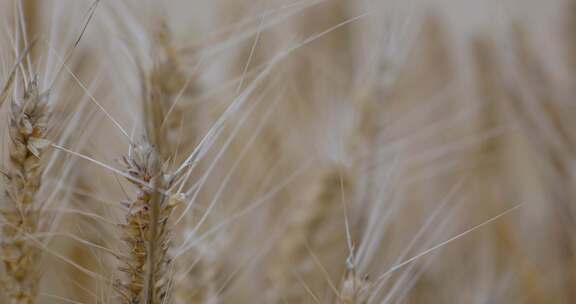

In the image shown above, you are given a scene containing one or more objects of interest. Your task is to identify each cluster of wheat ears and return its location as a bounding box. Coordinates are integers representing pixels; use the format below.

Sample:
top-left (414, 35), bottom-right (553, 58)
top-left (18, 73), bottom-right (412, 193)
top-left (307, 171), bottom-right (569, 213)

top-left (0, 0), bottom-right (575, 303)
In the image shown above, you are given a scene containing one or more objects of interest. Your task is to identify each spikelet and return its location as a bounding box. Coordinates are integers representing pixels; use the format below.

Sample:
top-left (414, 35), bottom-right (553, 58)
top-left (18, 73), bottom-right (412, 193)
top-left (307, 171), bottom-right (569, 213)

top-left (1, 79), bottom-right (51, 304)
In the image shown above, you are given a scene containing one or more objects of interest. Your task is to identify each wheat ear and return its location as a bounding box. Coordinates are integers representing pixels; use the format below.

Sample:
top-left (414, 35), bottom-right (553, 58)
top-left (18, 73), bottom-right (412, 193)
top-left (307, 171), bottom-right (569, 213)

top-left (1, 79), bottom-right (51, 304)
top-left (268, 165), bottom-right (351, 302)
top-left (147, 23), bottom-right (219, 304)
top-left (114, 140), bottom-right (182, 304)
top-left (114, 23), bottom-right (191, 303)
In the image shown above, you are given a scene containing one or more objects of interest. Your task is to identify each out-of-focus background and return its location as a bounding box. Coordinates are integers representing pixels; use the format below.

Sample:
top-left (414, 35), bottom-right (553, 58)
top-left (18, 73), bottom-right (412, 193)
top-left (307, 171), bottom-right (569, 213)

top-left (1, 0), bottom-right (576, 303)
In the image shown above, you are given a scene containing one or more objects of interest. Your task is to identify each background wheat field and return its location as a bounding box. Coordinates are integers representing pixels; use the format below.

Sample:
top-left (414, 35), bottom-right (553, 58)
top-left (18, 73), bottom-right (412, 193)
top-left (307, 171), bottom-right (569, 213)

top-left (0, 0), bottom-right (574, 303)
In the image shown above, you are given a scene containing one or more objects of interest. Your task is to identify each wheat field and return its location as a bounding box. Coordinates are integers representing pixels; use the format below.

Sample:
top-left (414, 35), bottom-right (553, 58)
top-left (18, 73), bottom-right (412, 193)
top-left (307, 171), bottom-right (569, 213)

top-left (0, 0), bottom-right (574, 303)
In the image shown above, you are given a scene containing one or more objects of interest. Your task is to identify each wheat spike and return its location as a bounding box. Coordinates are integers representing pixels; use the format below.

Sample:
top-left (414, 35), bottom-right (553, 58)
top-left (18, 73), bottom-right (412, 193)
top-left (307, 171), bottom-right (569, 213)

top-left (114, 140), bottom-right (179, 304)
top-left (1, 78), bottom-right (51, 304)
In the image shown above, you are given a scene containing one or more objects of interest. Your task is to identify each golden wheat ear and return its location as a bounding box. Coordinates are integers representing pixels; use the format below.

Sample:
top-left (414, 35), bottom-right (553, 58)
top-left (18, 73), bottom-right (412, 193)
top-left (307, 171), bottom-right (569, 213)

top-left (1, 77), bottom-right (51, 304)
top-left (113, 140), bottom-right (180, 304)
